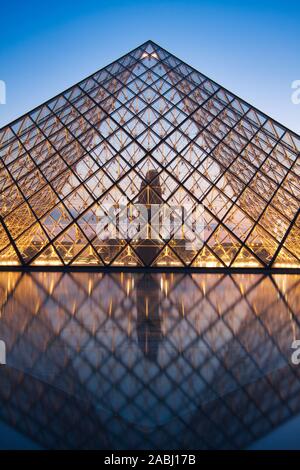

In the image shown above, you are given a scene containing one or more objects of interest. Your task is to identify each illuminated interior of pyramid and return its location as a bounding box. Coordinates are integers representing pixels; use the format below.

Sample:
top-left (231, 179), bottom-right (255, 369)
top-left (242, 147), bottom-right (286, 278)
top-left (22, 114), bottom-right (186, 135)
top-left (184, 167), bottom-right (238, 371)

top-left (0, 41), bottom-right (299, 268)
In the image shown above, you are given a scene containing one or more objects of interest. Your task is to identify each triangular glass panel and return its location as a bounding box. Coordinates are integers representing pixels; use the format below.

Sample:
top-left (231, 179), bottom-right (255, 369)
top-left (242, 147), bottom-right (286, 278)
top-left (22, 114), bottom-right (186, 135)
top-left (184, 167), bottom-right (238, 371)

top-left (152, 246), bottom-right (184, 267)
top-left (0, 244), bottom-right (20, 266)
top-left (192, 246), bottom-right (224, 268)
top-left (112, 245), bottom-right (143, 267)
top-left (273, 246), bottom-right (300, 269)
top-left (231, 247), bottom-right (263, 268)
top-left (32, 245), bottom-right (63, 266)
top-left (71, 245), bottom-right (103, 266)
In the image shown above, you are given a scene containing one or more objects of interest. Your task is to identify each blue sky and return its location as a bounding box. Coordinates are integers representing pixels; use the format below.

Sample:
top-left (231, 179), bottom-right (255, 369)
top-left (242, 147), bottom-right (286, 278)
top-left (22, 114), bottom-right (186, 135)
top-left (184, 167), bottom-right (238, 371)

top-left (0, 0), bottom-right (299, 133)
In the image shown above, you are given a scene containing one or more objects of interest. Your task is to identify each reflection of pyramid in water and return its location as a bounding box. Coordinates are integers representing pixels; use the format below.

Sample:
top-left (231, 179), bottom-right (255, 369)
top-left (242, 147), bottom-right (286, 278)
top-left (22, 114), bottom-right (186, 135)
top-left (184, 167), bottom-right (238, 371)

top-left (1, 272), bottom-right (300, 449)
top-left (0, 40), bottom-right (300, 268)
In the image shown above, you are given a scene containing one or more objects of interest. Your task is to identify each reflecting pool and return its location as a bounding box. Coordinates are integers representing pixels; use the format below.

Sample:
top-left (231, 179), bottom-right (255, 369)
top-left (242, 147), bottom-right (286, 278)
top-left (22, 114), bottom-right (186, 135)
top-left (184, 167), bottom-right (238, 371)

top-left (0, 272), bottom-right (300, 449)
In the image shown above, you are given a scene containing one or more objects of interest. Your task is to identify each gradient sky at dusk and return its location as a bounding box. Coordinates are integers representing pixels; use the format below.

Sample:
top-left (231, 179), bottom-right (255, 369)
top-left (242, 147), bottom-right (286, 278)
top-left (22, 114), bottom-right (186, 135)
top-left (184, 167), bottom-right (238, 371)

top-left (0, 0), bottom-right (299, 133)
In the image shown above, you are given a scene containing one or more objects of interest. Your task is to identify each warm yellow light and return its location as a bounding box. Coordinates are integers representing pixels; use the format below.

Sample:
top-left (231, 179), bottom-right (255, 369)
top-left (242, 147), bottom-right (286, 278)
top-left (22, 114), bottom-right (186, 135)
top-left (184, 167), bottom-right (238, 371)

top-left (0, 261), bottom-right (19, 266)
top-left (193, 261), bottom-right (220, 267)
top-left (32, 260), bottom-right (62, 266)
top-left (273, 263), bottom-right (300, 268)
top-left (233, 261), bottom-right (261, 268)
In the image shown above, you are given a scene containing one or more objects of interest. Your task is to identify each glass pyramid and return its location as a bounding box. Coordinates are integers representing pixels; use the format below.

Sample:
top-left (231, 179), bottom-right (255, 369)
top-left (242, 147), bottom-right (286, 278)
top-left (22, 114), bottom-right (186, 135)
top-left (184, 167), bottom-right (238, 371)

top-left (0, 40), bottom-right (299, 268)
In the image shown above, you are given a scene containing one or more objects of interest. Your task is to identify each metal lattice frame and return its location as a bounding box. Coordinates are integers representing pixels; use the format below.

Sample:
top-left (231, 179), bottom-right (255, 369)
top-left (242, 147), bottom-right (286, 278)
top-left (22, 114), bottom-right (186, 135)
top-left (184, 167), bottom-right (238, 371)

top-left (0, 41), bottom-right (300, 268)
top-left (0, 272), bottom-right (300, 448)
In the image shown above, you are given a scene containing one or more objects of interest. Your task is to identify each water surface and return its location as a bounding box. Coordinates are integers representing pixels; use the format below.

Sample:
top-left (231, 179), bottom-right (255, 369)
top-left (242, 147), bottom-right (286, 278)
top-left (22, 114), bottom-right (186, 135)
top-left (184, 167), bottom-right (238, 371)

top-left (0, 272), bottom-right (300, 449)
